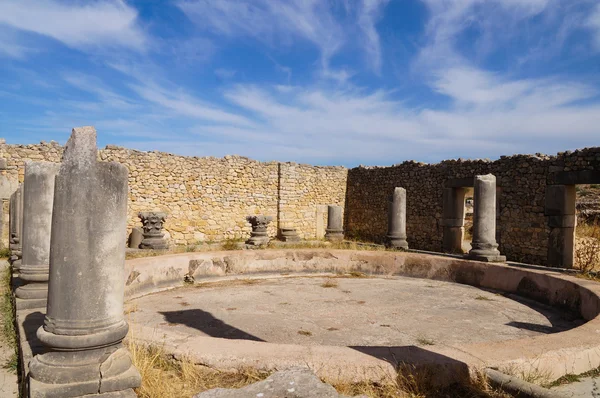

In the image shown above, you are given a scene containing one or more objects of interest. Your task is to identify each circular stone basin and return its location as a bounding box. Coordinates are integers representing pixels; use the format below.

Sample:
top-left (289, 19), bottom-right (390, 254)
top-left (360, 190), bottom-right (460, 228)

top-left (128, 276), bottom-right (582, 347)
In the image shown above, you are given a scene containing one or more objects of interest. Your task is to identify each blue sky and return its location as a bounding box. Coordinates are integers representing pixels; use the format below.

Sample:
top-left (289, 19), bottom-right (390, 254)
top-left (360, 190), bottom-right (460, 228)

top-left (1, 0), bottom-right (599, 166)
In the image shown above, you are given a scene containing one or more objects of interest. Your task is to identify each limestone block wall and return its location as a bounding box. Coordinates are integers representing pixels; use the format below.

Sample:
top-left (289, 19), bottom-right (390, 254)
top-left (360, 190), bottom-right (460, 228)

top-left (345, 148), bottom-right (600, 266)
top-left (0, 142), bottom-right (347, 245)
top-left (278, 163), bottom-right (348, 239)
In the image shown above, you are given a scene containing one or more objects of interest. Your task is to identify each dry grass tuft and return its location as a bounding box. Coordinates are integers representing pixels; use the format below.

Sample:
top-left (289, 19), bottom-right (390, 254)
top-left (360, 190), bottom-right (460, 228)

top-left (128, 340), bottom-right (269, 398)
top-left (194, 278), bottom-right (261, 289)
top-left (297, 330), bottom-right (313, 336)
top-left (1, 264), bottom-right (17, 372)
top-left (416, 336), bottom-right (435, 346)
top-left (330, 365), bottom-right (511, 398)
top-left (575, 221), bottom-right (600, 273)
top-left (500, 363), bottom-right (554, 387)
top-left (320, 278), bottom-right (339, 288)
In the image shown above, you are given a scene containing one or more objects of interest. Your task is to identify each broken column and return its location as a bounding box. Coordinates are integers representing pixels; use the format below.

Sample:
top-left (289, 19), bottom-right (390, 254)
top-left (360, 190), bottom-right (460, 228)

top-left (138, 211), bottom-right (168, 250)
top-left (14, 161), bottom-right (59, 310)
top-left (246, 215), bottom-right (273, 246)
top-left (467, 174), bottom-right (506, 262)
top-left (9, 185), bottom-right (24, 267)
top-left (386, 187), bottom-right (408, 249)
top-left (442, 187), bottom-right (466, 253)
top-left (279, 227), bottom-right (300, 242)
top-left (325, 205), bottom-right (344, 242)
top-left (29, 126), bottom-right (141, 397)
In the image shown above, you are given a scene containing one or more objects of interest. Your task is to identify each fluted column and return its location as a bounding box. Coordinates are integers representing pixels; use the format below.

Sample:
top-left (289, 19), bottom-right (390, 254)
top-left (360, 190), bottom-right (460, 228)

top-left (386, 187), bottom-right (408, 249)
top-left (325, 205), bottom-right (343, 242)
top-left (467, 174), bottom-right (506, 262)
top-left (15, 161), bottom-right (59, 310)
top-left (29, 126), bottom-right (140, 397)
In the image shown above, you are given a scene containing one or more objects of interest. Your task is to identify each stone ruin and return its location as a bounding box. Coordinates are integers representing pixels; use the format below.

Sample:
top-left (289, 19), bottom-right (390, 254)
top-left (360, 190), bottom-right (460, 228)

top-left (10, 127), bottom-right (141, 397)
top-left (246, 215), bottom-right (273, 246)
top-left (138, 211), bottom-right (168, 250)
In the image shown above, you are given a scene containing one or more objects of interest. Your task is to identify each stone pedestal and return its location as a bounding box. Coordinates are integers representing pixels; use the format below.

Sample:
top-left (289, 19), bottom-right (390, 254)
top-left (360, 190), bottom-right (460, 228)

top-left (29, 126), bottom-right (141, 397)
top-left (279, 227), bottom-right (300, 242)
top-left (246, 215), bottom-right (273, 246)
top-left (9, 185), bottom-right (24, 268)
top-left (466, 174), bottom-right (506, 262)
top-left (386, 187), bottom-right (408, 249)
top-left (139, 212), bottom-right (168, 250)
top-left (325, 205), bottom-right (343, 242)
top-left (15, 162), bottom-right (59, 310)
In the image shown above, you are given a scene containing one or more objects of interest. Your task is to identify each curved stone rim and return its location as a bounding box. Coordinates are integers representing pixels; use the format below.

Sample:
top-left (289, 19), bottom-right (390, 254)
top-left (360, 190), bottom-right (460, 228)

top-left (123, 249), bottom-right (600, 384)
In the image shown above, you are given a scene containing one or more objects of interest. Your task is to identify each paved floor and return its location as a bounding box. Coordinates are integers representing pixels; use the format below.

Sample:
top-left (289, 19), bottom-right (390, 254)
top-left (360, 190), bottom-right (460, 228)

top-left (128, 275), bottom-right (582, 347)
top-left (552, 377), bottom-right (600, 397)
top-left (0, 260), bottom-right (18, 397)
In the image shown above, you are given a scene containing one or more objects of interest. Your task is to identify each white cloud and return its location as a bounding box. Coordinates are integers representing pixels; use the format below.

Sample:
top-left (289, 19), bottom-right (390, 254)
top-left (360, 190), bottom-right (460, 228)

top-left (215, 69), bottom-right (237, 79)
top-left (0, 0), bottom-right (146, 55)
top-left (587, 4), bottom-right (600, 50)
top-left (177, 0), bottom-right (389, 79)
top-left (357, 0), bottom-right (389, 73)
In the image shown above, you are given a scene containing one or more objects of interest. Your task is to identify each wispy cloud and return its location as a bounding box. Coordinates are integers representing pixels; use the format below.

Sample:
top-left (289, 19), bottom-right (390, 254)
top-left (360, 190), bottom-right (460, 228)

top-left (0, 0), bottom-right (146, 57)
top-left (587, 4), bottom-right (600, 50)
top-left (357, 0), bottom-right (390, 73)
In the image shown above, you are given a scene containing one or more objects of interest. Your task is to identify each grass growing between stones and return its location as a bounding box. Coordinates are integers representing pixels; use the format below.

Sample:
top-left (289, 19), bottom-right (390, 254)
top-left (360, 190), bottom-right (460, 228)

top-left (128, 339), bottom-right (512, 398)
top-left (128, 341), bottom-right (270, 398)
top-left (0, 264), bottom-right (18, 373)
top-left (575, 221), bottom-right (600, 273)
top-left (321, 278), bottom-right (339, 288)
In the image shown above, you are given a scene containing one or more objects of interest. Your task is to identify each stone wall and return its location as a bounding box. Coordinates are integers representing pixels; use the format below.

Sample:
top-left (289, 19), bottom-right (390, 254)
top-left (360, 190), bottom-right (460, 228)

top-left (0, 142), bottom-right (347, 245)
top-left (345, 148), bottom-right (600, 266)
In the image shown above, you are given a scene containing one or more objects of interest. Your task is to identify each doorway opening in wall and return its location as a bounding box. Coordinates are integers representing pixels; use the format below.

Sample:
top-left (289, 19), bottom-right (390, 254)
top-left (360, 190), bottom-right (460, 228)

top-left (574, 184), bottom-right (600, 272)
top-left (462, 188), bottom-right (474, 254)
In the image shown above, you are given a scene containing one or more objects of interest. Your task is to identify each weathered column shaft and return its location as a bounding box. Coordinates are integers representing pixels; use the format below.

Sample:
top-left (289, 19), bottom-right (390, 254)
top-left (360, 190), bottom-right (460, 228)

top-left (467, 174), bottom-right (505, 262)
top-left (325, 205), bottom-right (343, 242)
top-left (545, 184), bottom-right (576, 268)
top-left (9, 185), bottom-right (24, 266)
top-left (29, 126), bottom-right (140, 397)
top-left (386, 187), bottom-right (408, 249)
top-left (441, 187), bottom-right (465, 253)
top-left (15, 162), bottom-right (59, 310)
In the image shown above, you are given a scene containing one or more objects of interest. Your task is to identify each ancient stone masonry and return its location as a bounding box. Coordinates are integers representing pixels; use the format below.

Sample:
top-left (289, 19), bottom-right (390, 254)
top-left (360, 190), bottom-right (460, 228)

top-left (9, 185), bottom-right (23, 266)
top-left (386, 187), bottom-right (408, 250)
top-left (15, 161), bottom-right (59, 310)
top-left (346, 147), bottom-right (600, 267)
top-left (325, 205), bottom-right (344, 242)
top-left (246, 215), bottom-right (273, 246)
top-left (466, 174), bottom-right (505, 263)
top-left (139, 211), bottom-right (168, 250)
top-left (29, 127), bottom-right (140, 397)
top-left (0, 142), bottom-right (346, 246)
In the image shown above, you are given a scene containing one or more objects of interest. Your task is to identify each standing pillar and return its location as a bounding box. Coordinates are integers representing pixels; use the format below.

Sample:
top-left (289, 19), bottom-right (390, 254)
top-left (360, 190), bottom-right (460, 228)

top-left (386, 187), bottom-right (408, 249)
top-left (15, 162), bottom-right (59, 310)
top-left (467, 174), bottom-right (506, 262)
top-left (325, 205), bottom-right (343, 242)
top-left (9, 185), bottom-right (24, 268)
top-left (545, 185), bottom-right (576, 268)
top-left (441, 187), bottom-right (466, 253)
top-left (29, 127), bottom-right (140, 397)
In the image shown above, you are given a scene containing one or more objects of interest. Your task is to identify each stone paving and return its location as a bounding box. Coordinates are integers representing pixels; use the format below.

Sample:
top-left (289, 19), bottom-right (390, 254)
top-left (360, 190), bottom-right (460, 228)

top-left (128, 276), bottom-right (582, 348)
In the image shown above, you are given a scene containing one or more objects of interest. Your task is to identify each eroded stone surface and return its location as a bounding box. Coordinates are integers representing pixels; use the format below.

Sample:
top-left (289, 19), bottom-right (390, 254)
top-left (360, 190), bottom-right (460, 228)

top-left (194, 368), bottom-right (362, 398)
top-left (129, 276), bottom-right (581, 347)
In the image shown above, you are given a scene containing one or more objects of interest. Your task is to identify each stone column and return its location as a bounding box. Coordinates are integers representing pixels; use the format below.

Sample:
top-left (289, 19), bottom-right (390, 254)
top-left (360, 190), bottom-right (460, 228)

top-left (29, 127), bottom-right (140, 397)
top-left (9, 185), bottom-right (24, 267)
top-left (545, 185), bottom-right (576, 268)
top-left (441, 187), bottom-right (466, 253)
top-left (246, 215), bottom-right (273, 246)
top-left (325, 205), bottom-right (343, 242)
top-left (138, 212), bottom-right (168, 250)
top-left (467, 174), bottom-right (506, 262)
top-left (14, 162), bottom-right (59, 310)
top-left (386, 187), bottom-right (408, 249)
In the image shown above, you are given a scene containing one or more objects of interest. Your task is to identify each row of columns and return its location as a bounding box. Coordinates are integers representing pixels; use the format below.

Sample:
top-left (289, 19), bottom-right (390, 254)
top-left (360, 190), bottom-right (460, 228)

top-left (321, 175), bottom-right (504, 261)
top-left (9, 127), bottom-right (140, 397)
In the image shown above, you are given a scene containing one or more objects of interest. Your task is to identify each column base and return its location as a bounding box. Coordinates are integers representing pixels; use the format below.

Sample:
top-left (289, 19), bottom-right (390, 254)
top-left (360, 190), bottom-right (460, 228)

top-left (246, 236), bottom-right (270, 246)
top-left (140, 237), bottom-right (168, 250)
top-left (325, 231), bottom-right (343, 242)
top-left (279, 228), bottom-right (300, 242)
top-left (465, 253), bottom-right (506, 263)
top-left (385, 235), bottom-right (408, 250)
top-left (29, 347), bottom-right (141, 398)
top-left (15, 297), bottom-right (47, 310)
